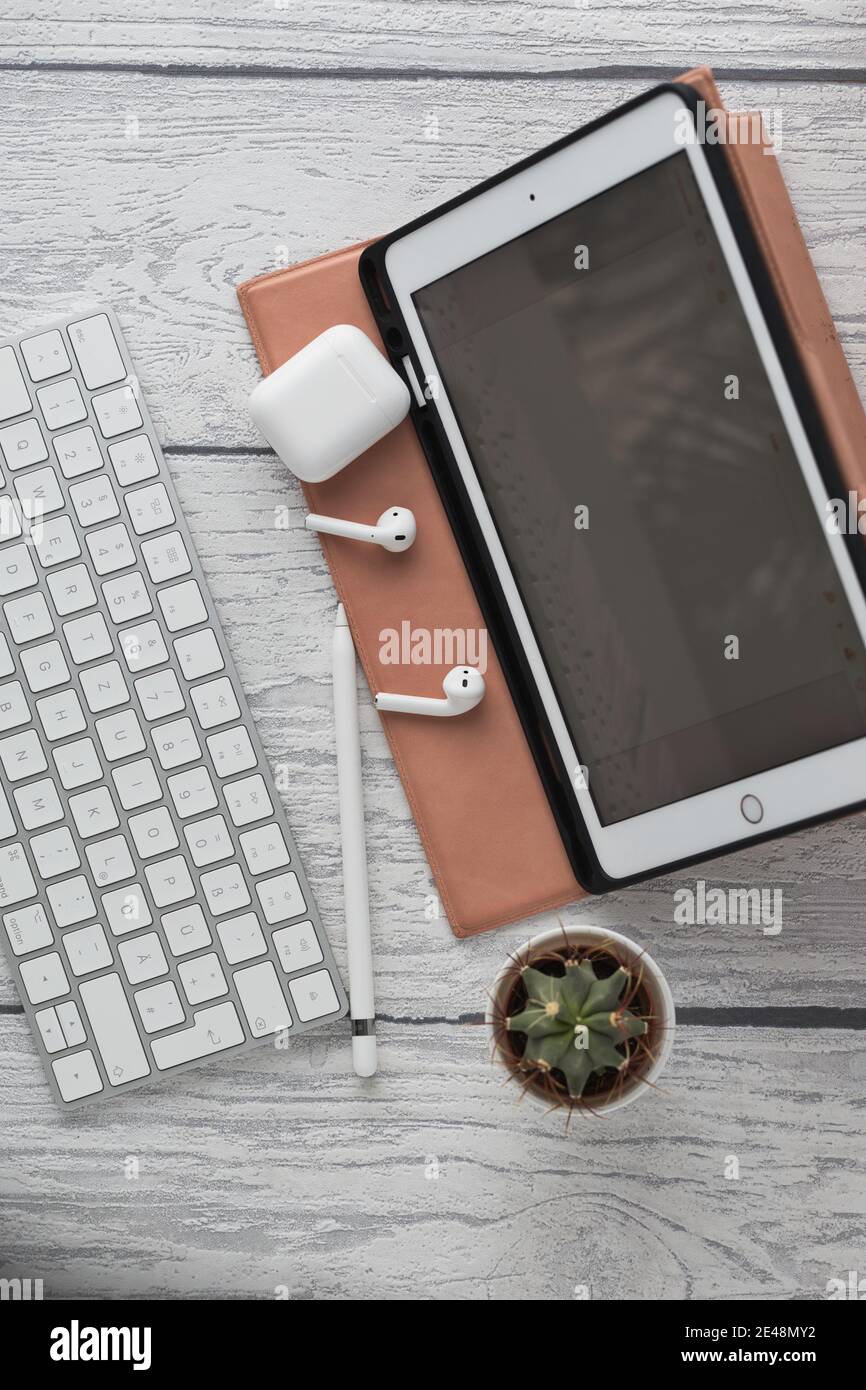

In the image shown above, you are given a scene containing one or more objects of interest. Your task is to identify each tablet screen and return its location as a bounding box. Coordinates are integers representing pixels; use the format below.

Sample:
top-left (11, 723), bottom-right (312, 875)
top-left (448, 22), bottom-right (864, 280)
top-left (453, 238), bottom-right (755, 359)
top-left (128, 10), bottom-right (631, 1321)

top-left (413, 151), bottom-right (866, 825)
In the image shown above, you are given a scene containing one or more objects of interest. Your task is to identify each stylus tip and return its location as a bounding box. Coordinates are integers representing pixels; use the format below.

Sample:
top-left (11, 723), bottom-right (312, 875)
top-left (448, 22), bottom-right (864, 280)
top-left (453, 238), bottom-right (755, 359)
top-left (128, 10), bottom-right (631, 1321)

top-left (352, 1035), bottom-right (378, 1078)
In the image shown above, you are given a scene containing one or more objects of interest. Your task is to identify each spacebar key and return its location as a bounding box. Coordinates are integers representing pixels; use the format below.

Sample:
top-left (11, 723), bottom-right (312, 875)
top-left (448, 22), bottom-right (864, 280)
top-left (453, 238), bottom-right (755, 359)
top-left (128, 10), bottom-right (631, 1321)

top-left (151, 1002), bottom-right (244, 1071)
top-left (79, 973), bottom-right (150, 1086)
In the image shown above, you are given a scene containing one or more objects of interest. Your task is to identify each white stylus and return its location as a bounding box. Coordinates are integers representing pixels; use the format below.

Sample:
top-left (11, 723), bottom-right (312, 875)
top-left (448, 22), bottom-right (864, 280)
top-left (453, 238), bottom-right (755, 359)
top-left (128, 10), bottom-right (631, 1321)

top-left (333, 603), bottom-right (378, 1077)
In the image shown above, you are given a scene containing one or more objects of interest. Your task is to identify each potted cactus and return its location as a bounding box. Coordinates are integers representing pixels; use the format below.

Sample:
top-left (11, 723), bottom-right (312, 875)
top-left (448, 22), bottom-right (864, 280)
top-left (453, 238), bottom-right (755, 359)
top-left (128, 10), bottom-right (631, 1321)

top-left (487, 925), bottom-right (675, 1115)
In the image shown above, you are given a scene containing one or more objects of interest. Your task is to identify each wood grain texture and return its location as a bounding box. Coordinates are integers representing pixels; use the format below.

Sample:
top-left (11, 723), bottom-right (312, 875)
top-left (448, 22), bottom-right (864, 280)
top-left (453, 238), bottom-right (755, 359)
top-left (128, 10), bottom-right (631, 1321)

top-left (0, 73), bottom-right (863, 450)
top-left (1, 1016), bottom-right (864, 1300)
top-left (2, 0), bottom-right (865, 75)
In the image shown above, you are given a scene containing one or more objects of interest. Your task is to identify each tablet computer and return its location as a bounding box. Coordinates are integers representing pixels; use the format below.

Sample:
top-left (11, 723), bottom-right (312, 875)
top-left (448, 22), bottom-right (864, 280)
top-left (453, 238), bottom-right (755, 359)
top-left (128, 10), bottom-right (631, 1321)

top-left (360, 83), bottom-right (866, 892)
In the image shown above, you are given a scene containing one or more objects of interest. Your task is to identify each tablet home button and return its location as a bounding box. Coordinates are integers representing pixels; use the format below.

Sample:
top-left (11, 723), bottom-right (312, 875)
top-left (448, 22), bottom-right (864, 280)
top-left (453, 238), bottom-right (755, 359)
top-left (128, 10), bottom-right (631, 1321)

top-left (740, 794), bottom-right (763, 825)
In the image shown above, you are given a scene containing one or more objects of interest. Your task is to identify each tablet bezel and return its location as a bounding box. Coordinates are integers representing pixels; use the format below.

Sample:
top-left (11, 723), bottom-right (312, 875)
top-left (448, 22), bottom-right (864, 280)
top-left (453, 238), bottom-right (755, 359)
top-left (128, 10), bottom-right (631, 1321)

top-left (361, 84), bottom-right (866, 890)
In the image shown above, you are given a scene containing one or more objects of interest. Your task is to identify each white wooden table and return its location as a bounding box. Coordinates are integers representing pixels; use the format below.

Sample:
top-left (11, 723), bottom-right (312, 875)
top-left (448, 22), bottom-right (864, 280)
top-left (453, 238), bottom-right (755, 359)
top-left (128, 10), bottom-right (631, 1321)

top-left (1, 2), bottom-right (865, 1301)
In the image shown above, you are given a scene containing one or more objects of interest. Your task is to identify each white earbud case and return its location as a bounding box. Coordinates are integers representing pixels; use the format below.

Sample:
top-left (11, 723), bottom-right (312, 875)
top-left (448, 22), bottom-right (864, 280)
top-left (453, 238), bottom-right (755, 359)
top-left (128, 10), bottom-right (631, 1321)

top-left (249, 324), bottom-right (411, 483)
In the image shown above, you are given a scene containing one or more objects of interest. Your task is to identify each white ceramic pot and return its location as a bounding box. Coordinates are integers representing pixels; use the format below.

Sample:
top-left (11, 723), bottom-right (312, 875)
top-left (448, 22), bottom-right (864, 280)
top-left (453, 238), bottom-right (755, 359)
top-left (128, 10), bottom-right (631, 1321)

top-left (486, 925), bottom-right (676, 1115)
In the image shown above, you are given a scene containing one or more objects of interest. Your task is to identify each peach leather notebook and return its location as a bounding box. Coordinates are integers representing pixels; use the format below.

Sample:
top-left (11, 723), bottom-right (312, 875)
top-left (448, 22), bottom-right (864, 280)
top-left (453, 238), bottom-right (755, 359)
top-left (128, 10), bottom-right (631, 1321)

top-left (238, 66), bottom-right (866, 938)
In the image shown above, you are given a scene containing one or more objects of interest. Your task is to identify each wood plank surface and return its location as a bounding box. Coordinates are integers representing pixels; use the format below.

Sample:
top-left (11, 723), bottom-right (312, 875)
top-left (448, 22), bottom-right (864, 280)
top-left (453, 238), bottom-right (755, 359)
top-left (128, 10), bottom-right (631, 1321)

top-left (2, 0), bottom-right (865, 75)
top-left (0, 74), bottom-right (863, 450)
top-left (1, 1017), bottom-right (863, 1300)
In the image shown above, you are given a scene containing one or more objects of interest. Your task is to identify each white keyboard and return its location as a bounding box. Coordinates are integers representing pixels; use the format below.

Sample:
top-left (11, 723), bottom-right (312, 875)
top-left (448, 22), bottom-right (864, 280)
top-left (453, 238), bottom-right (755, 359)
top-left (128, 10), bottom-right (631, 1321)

top-left (0, 307), bottom-right (347, 1107)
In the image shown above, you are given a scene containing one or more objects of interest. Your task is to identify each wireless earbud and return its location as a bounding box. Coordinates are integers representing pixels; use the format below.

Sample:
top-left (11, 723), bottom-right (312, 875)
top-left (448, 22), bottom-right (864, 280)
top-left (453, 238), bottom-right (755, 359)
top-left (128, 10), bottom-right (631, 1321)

top-left (375, 667), bottom-right (486, 718)
top-left (305, 506), bottom-right (416, 553)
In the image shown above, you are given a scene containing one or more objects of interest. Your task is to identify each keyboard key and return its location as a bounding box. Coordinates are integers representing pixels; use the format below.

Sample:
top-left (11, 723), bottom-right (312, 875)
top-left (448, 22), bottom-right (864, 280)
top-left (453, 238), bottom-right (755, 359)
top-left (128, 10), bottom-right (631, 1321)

top-left (102, 882), bottom-right (152, 937)
top-left (46, 874), bottom-right (96, 927)
top-left (37, 379), bottom-right (87, 431)
top-left (152, 716), bottom-right (200, 770)
top-left (143, 531), bottom-right (191, 586)
top-left (272, 920), bottom-right (323, 975)
top-left (174, 628), bottom-right (223, 681)
top-left (0, 729), bottom-right (49, 782)
top-left (95, 708), bottom-right (146, 762)
top-left (144, 854), bottom-right (194, 908)
top-left (14, 776), bottom-right (63, 830)
top-left (289, 968), bottom-right (340, 1022)
top-left (0, 417), bottom-right (46, 470)
top-left (157, 578), bottom-right (205, 634)
top-left (68, 786), bottom-right (119, 839)
top-left (162, 954), bottom-right (219, 1017)
top-left (21, 639), bottom-right (70, 692)
top-left (135, 669), bottom-right (184, 720)
top-left (20, 950), bottom-right (69, 1004)
top-left (56, 1000), bottom-right (86, 1047)
top-left (256, 870), bottom-right (306, 925)
top-left (120, 620), bottom-right (168, 673)
top-left (184, 813), bottom-right (233, 867)
top-left (135, 980), bottom-right (184, 1034)
top-left (86, 522), bottom-right (135, 575)
top-left (31, 826), bottom-right (79, 878)
top-left (70, 475), bottom-right (119, 527)
top-left (31, 516), bottom-right (81, 568)
top-left (129, 806), bottom-right (179, 859)
top-left (108, 434), bottom-right (158, 487)
top-left (239, 823), bottom-right (290, 876)
top-left (62, 922), bottom-right (113, 977)
top-left (80, 659), bottom-right (129, 713)
top-left (0, 346), bottom-right (31, 421)
top-left (21, 329), bottom-right (71, 383)
top-left (161, 903), bottom-right (211, 957)
top-left (207, 726), bottom-right (256, 778)
top-left (0, 543), bottom-right (38, 596)
top-left (35, 1006), bottom-right (65, 1053)
top-left (14, 465), bottom-right (64, 518)
top-left (223, 773), bottom-right (272, 827)
top-left (63, 614), bottom-right (112, 668)
top-left (102, 570), bottom-right (152, 624)
top-left (166, 765), bottom-right (217, 819)
top-left (190, 677), bottom-right (240, 730)
top-left (68, 313), bottom-right (125, 390)
top-left (52, 1049), bottom-right (103, 1102)
top-left (200, 862), bottom-right (250, 917)
top-left (79, 971), bottom-right (150, 1086)
top-left (53, 425), bottom-right (103, 479)
top-left (151, 1001), bottom-right (244, 1071)
top-left (0, 680), bottom-right (32, 731)
top-left (47, 563), bottom-right (97, 616)
top-left (4, 902), bottom-right (53, 956)
top-left (118, 931), bottom-right (169, 985)
top-left (92, 384), bottom-right (142, 439)
top-left (111, 756), bottom-right (161, 811)
top-left (216, 911), bottom-right (266, 966)
top-left (52, 736), bottom-right (102, 791)
top-left (4, 591), bottom-right (52, 641)
top-left (126, 481), bottom-right (174, 535)
top-left (0, 634), bottom-right (14, 677)
top-left (14, 464), bottom-right (63, 519)
top-left (178, 952), bottom-right (227, 1005)
top-left (86, 833), bottom-right (135, 886)
top-left (234, 960), bottom-right (291, 1037)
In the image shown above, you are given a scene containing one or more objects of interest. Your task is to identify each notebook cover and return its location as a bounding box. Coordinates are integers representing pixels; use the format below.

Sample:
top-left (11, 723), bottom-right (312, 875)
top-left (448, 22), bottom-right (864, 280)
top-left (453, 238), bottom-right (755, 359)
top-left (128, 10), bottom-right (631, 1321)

top-left (237, 66), bottom-right (866, 937)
